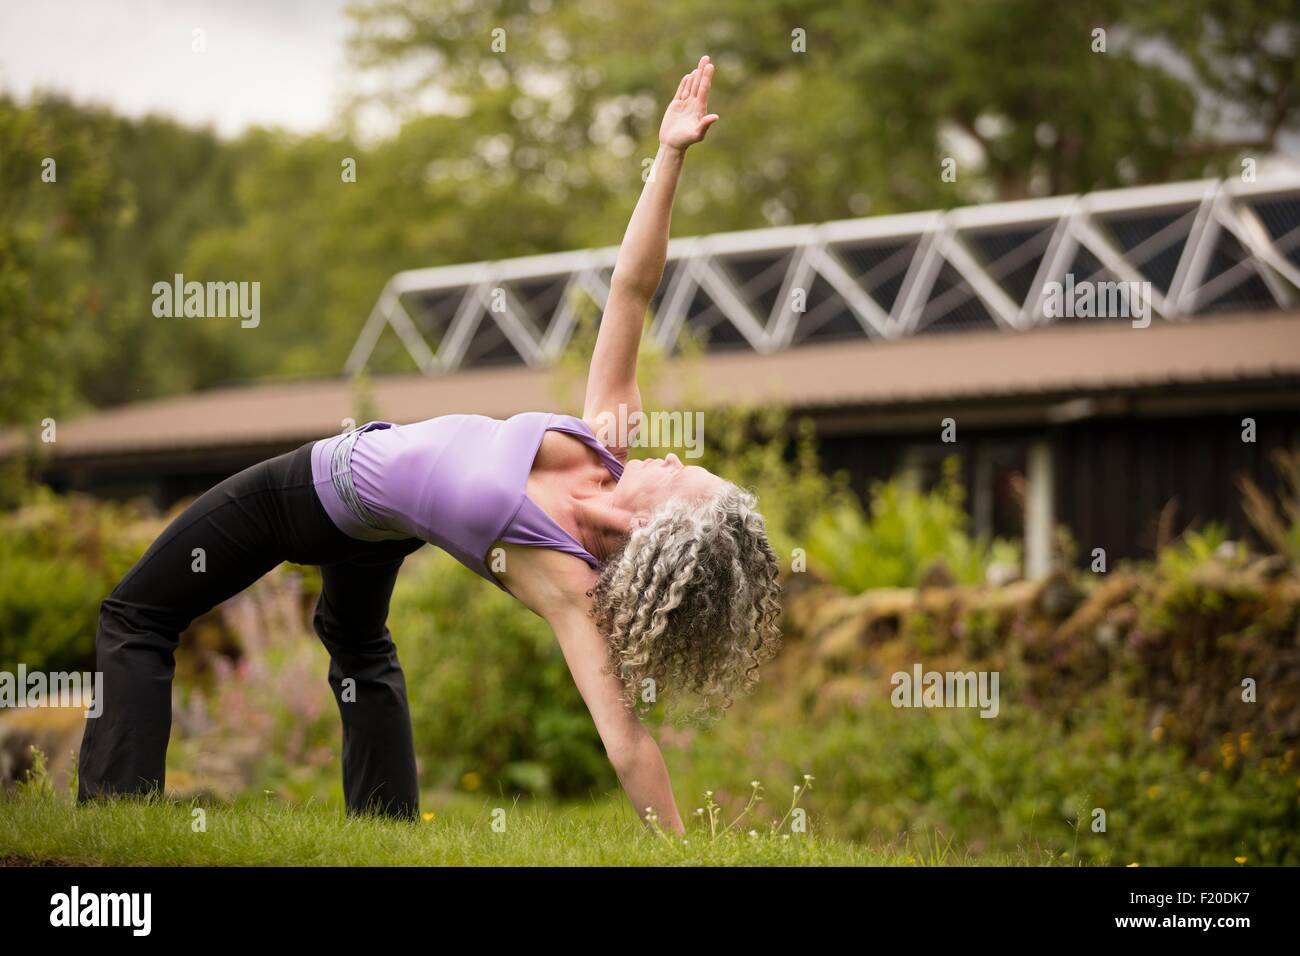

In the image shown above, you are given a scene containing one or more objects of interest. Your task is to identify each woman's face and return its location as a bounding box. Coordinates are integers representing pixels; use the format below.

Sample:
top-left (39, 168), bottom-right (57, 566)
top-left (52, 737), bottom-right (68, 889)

top-left (609, 453), bottom-right (726, 526)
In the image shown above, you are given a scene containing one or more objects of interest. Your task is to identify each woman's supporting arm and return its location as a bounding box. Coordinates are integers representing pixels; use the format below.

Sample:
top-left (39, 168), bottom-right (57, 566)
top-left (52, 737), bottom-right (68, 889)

top-left (583, 56), bottom-right (719, 450)
top-left (546, 601), bottom-right (685, 835)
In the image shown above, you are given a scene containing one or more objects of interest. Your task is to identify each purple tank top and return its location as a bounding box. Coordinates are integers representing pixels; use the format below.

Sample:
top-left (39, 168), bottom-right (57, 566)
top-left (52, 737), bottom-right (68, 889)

top-left (311, 412), bottom-right (624, 589)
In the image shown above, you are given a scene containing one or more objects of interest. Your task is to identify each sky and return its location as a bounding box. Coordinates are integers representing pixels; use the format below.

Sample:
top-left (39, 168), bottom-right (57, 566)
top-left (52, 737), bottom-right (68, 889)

top-left (0, 0), bottom-right (355, 136)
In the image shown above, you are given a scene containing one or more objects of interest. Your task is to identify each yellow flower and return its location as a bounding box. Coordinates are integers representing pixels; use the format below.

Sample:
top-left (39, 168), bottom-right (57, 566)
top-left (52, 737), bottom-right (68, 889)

top-left (1239, 732), bottom-right (1252, 753)
top-left (1146, 785), bottom-right (1163, 800)
top-left (1151, 726), bottom-right (1165, 743)
top-left (1234, 855), bottom-right (1247, 865)
top-left (421, 811), bottom-right (435, 823)
top-left (461, 771), bottom-right (482, 791)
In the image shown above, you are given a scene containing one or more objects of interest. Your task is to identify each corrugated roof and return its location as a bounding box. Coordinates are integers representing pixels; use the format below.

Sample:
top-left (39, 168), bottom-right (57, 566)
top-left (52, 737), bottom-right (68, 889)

top-left (5, 310), bottom-right (1298, 462)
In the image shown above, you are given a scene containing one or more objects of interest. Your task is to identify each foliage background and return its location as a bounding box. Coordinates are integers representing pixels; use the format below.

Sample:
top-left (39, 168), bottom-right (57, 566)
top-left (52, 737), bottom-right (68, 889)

top-left (2, 0), bottom-right (1297, 423)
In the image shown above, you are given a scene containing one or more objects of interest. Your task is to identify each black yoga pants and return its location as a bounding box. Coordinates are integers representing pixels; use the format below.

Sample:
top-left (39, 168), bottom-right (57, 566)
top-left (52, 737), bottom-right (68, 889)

top-left (77, 441), bottom-right (425, 819)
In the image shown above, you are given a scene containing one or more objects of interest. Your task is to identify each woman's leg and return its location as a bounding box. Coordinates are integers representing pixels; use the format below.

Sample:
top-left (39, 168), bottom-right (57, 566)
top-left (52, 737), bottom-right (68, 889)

top-left (77, 450), bottom-right (300, 802)
top-left (313, 539), bottom-right (424, 820)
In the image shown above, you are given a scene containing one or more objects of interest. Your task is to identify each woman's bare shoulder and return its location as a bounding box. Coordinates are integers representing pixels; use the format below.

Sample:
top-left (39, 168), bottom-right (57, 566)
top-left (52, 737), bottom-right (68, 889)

top-left (533, 429), bottom-right (611, 476)
top-left (494, 542), bottom-right (597, 619)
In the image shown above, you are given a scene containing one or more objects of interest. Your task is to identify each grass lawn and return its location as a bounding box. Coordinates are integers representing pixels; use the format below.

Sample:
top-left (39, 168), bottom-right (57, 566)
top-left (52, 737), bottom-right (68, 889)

top-left (0, 794), bottom-right (877, 866)
top-left (0, 788), bottom-right (1054, 866)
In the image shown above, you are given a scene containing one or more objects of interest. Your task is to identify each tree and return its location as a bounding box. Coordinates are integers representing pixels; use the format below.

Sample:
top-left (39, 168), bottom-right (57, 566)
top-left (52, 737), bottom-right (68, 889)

top-left (0, 96), bottom-right (122, 425)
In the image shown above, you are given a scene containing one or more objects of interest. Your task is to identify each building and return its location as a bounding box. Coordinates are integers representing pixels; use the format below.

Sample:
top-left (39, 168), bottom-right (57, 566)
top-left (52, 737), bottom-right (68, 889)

top-left (6, 177), bottom-right (1300, 574)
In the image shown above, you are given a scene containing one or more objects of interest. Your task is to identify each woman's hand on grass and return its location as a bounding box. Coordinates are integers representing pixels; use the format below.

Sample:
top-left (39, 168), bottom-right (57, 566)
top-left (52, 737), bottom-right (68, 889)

top-left (659, 55), bottom-right (719, 151)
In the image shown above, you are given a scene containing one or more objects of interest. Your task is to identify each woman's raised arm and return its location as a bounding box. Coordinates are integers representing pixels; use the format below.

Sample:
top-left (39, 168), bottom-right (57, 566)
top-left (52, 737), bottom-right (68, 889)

top-left (583, 56), bottom-right (719, 452)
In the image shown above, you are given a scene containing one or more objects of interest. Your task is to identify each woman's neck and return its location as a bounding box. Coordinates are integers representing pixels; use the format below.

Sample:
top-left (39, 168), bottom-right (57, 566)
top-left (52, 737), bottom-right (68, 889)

top-left (528, 462), bottom-right (630, 563)
top-left (569, 486), bottom-right (632, 563)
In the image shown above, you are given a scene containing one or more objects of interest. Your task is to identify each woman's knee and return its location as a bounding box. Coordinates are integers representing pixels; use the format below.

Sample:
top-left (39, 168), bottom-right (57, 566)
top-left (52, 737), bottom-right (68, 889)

top-left (96, 594), bottom-right (181, 655)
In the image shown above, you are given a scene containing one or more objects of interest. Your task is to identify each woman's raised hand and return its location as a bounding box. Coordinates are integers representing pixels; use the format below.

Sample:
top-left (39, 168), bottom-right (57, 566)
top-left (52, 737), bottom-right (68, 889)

top-left (659, 55), bottom-right (719, 151)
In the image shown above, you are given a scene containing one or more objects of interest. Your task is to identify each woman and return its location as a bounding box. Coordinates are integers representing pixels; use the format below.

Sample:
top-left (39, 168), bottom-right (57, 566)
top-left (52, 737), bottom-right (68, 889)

top-left (78, 56), bottom-right (781, 835)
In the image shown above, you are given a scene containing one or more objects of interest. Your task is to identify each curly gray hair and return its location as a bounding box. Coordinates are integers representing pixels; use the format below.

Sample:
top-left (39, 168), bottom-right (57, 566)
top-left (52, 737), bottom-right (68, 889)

top-left (589, 483), bottom-right (783, 718)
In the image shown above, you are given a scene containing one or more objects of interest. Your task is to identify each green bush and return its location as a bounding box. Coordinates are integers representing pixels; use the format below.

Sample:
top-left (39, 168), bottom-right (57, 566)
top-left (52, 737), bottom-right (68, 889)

top-left (667, 689), bottom-right (1300, 866)
top-left (0, 488), bottom-right (154, 671)
top-left (805, 456), bottom-right (1021, 590)
top-left (0, 539), bottom-right (103, 672)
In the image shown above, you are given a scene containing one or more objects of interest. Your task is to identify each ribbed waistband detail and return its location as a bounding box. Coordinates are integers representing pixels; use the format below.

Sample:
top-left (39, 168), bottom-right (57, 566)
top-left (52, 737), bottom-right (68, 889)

top-left (310, 423), bottom-right (407, 542)
top-left (331, 428), bottom-right (387, 532)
